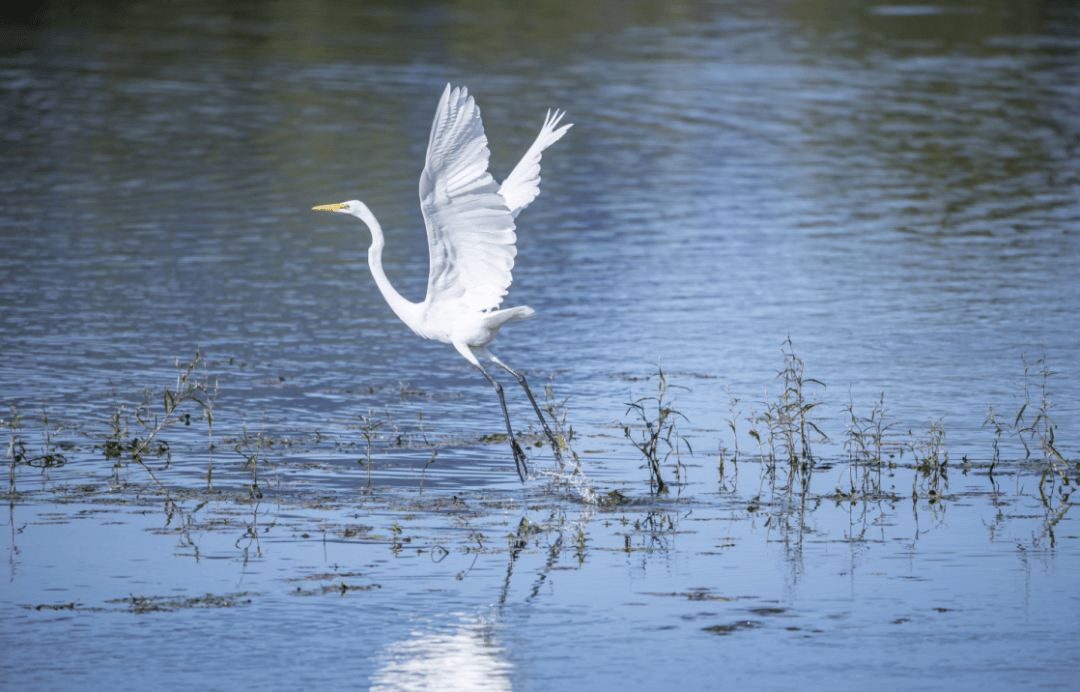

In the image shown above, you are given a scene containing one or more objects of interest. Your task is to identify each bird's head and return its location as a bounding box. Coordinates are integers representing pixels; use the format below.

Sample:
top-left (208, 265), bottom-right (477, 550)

top-left (312, 200), bottom-right (368, 216)
top-left (312, 200), bottom-right (381, 238)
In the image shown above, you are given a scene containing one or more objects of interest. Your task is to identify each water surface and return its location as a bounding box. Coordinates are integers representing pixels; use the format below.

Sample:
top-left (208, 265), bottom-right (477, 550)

top-left (2, 1), bottom-right (1078, 690)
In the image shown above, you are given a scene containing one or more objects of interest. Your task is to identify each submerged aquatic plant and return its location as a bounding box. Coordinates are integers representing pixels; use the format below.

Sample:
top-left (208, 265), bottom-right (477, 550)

top-left (2, 401), bottom-right (72, 493)
top-left (752, 337), bottom-right (826, 470)
top-left (912, 417), bottom-right (948, 501)
top-left (539, 378), bottom-right (595, 502)
top-left (1013, 349), bottom-right (1072, 495)
top-left (33, 399), bottom-right (68, 479)
top-left (983, 404), bottom-right (1003, 477)
top-left (622, 359), bottom-right (692, 493)
top-left (357, 409), bottom-right (384, 489)
top-left (234, 422), bottom-right (277, 500)
top-left (773, 336), bottom-right (827, 466)
top-left (718, 385), bottom-right (742, 488)
top-left (417, 411), bottom-right (438, 494)
top-left (542, 377), bottom-right (577, 460)
top-left (730, 338), bottom-right (827, 502)
top-left (199, 359), bottom-right (219, 491)
top-left (123, 349), bottom-right (216, 500)
top-left (841, 391), bottom-right (903, 497)
top-left (4, 405), bottom-right (25, 493)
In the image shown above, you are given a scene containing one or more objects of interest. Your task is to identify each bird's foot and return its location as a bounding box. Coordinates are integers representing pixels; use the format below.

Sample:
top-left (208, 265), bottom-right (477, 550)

top-left (511, 439), bottom-right (529, 482)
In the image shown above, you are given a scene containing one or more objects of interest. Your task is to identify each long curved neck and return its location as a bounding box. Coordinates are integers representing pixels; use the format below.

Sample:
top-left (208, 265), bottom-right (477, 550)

top-left (354, 206), bottom-right (423, 330)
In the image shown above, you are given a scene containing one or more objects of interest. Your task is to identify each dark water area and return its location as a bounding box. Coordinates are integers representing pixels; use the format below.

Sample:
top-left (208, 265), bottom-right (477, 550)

top-left (2, 1), bottom-right (1079, 690)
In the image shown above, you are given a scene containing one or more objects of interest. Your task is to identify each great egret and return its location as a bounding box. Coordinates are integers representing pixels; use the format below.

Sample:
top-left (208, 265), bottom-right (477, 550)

top-left (314, 84), bottom-right (572, 481)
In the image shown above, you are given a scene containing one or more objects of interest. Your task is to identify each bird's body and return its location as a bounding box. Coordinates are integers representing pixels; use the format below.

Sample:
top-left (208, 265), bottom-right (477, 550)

top-left (314, 84), bottom-right (572, 480)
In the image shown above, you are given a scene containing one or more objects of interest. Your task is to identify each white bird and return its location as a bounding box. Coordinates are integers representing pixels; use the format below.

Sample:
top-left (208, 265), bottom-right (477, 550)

top-left (314, 84), bottom-right (572, 481)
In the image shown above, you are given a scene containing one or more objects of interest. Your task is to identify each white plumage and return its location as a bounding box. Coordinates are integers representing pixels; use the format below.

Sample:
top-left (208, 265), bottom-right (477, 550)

top-left (314, 84), bottom-right (572, 481)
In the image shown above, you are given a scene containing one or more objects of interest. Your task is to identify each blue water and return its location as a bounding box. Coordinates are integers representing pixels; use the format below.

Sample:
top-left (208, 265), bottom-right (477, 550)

top-left (2, 1), bottom-right (1079, 690)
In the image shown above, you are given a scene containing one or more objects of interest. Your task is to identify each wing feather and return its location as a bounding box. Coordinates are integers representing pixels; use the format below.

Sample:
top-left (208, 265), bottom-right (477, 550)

top-left (498, 109), bottom-right (572, 218)
top-left (420, 84), bottom-right (517, 313)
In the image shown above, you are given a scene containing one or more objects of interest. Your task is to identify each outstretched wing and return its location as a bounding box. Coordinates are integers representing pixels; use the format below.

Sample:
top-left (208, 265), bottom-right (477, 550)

top-left (499, 109), bottom-right (572, 218)
top-left (420, 84), bottom-right (517, 313)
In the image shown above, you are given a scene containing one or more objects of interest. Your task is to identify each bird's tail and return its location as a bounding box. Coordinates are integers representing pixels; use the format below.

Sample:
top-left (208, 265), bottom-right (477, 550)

top-left (483, 305), bottom-right (536, 328)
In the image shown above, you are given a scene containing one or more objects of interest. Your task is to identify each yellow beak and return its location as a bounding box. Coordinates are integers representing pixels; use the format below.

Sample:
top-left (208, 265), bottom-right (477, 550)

top-left (312, 203), bottom-right (348, 211)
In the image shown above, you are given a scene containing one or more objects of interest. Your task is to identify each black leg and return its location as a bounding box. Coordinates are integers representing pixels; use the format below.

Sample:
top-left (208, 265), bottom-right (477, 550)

top-left (493, 361), bottom-right (566, 465)
top-left (475, 361), bottom-right (529, 482)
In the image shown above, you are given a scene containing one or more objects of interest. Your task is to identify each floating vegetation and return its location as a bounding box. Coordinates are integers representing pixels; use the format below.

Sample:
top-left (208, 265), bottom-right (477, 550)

top-left (285, 572), bottom-right (368, 582)
top-left (23, 592), bottom-right (257, 614)
top-left (702, 620), bottom-right (762, 635)
top-left (29, 602), bottom-right (80, 611)
top-left (106, 592), bottom-right (255, 613)
top-left (291, 583), bottom-right (383, 597)
top-left (644, 590), bottom-right (741, 602)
